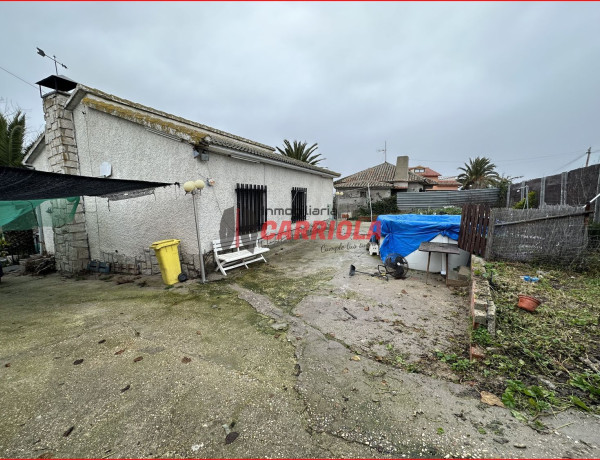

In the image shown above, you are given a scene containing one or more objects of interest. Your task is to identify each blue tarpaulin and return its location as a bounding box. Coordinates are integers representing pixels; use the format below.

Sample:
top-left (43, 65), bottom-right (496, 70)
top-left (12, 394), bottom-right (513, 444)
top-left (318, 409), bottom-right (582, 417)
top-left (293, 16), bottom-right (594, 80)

top-left (376, 214), bottom-right (461, 261)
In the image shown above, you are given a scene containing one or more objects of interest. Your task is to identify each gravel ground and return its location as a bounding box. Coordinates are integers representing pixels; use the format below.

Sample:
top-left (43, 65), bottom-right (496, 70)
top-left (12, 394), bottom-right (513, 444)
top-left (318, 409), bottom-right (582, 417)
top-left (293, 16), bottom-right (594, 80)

top-left (0, 237), bottom-right (598, 458)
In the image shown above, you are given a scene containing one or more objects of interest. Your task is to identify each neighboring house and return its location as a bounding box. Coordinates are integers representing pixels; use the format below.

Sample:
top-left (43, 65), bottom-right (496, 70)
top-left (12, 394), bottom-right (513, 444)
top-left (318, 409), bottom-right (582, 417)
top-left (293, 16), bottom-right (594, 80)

top-left (409, 165), bottom-right (461, 191)
top-left (24, 75), bottom-right (340, 276)
top-left (333, 156), bottom-right (435, 216)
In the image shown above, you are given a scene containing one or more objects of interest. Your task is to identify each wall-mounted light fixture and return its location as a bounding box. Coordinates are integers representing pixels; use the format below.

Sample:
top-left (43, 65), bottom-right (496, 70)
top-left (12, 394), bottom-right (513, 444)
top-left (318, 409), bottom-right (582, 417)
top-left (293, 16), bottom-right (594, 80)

top-left (193, 146), bottom-right (210, 161)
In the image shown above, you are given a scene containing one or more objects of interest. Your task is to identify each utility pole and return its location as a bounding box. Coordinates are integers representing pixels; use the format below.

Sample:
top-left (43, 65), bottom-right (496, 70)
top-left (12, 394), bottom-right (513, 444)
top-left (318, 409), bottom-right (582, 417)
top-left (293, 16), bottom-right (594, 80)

top-left (585, 147), bottom-right (591, 167)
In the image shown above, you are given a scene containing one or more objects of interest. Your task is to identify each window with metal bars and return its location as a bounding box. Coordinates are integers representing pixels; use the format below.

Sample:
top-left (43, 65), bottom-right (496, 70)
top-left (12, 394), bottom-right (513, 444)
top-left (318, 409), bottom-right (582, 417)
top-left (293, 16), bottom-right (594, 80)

top-left (291, 187), bottom-right (307, 223)
top-left (235, 184), bottom-right (267, 235)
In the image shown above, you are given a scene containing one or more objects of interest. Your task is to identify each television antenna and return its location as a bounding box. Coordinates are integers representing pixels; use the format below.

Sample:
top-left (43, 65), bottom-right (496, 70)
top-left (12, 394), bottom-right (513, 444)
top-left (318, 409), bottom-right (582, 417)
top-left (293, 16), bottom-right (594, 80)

top-left (36, 47), bottom-right (68, 75)
top-left (377, 141), bottom-right (387, 163)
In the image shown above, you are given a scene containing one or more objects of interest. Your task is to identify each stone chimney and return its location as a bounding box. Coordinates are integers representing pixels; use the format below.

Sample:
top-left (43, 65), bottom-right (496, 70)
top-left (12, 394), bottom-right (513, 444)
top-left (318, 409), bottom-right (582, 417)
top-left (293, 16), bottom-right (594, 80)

top-left (41, 86), bottom-right (90, 273)
top-left (392, 155), bottom-right (409, 190)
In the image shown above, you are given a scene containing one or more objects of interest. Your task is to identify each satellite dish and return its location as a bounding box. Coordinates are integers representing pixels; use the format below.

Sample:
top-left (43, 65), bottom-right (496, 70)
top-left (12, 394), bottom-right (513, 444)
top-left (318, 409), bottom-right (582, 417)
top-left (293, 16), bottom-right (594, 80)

top-left (100, 162), bottom-right (112, 177)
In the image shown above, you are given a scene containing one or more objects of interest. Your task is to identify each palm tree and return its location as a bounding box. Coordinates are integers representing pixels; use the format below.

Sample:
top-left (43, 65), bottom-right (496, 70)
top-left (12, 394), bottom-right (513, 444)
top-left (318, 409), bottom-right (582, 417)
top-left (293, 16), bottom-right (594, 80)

top-left (0, 110), bottom-right (26, 167)
top-left (276, 139), bottom-right (325, 165)
top-left (457, 157), bottom-right (500, 189)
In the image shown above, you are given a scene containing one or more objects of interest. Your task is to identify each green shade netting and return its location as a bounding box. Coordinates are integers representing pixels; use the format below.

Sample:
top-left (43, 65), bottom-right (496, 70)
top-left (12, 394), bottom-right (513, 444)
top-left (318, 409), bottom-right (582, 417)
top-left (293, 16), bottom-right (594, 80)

top-left (0, 197), bottom-right (80, 231)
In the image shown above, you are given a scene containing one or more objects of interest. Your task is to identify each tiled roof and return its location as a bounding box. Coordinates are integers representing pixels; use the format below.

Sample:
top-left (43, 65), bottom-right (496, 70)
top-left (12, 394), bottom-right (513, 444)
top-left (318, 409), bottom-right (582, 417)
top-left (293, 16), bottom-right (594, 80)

top-left (334, 162), bottom-right (396, 186)
top-left (435, 179), bottom-right (461, 186)
top-left (67, 85), bottom-right (340, 177)
top-left (334, 162), bottom-right (436, 188)
top-left (335, 180), bottom-right (395, 189)
top-left (410, 171), bottom-right (437, 184)
top-left (409, 166), bottom-right (442, 178)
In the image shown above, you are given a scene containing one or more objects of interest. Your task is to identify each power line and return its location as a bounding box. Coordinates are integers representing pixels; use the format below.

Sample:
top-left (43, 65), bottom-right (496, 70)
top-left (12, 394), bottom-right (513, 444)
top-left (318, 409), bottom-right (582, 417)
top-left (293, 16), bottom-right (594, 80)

top-left (413, 148), bottom-right (596, 165)
top-left (0, 64), bottom-right (37, 89)
top-left (549, 151), bottom-right (590, 174)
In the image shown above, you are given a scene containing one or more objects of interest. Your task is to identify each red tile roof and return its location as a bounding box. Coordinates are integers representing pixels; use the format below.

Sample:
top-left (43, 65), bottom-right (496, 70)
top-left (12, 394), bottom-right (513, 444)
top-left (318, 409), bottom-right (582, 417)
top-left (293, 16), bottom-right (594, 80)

top-left (334, 162), bottom-right (436, 189)
top-left (409, 166), bottom-right (442, 178)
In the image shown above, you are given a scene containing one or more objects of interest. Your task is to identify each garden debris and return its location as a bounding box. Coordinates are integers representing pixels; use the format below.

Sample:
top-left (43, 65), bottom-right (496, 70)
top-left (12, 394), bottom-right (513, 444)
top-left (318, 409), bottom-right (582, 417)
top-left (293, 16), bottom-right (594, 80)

top-left (494, 437), bottom-right (509, 444)
top-left (480, 391), bottom-right (505, 407)
top-left (97, 339), bottom-right (106, 344)
top-left (537, 376), bottom-right (556, 390)
top-left (222, 422), bottom-right (239, 444)
top-left (133, 356), bottom-right (143, 362)
top-left (470, 345), bottom-right (486, 360)
top-left (4, 363), bottom-right (10, 368)
top-left (115, 276), bottom-right (135, 285)
top-left (62, 426), bottom-right (74, 437)
top-left (24, 255), bottom-right (55, 276)
top-left (364, 306), bottom-right (369, 311)
top-left (293, 363), bottom-right (301, 376)
top-left (521, 276), bottom-right (539, 283)
top-left (120, 384), bottom-right (130, 393)
top-left (181, 357), bottom-right (191, 364)
top-left (225, 432), bottom-right (239, 445)
top-left (73, 359), bottom-right (84, 365)
top-left (114, 349), bottom-right (125, 355)
top-left (350, 355), bottom-right (361, 361)
top-left (579, 356), bottom-right (600, 373)
top-left (270, 323), bottom-right (288, 331)
top-left (514, 443), bottom-right (527, 449)
top-left (343, 307), bottom-right (357, 319)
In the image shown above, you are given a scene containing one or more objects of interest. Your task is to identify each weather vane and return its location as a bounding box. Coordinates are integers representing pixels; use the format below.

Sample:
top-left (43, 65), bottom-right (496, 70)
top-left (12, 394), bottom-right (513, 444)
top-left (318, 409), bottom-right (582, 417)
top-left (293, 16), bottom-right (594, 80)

top-left (36, 47), bottom-right (68, 75)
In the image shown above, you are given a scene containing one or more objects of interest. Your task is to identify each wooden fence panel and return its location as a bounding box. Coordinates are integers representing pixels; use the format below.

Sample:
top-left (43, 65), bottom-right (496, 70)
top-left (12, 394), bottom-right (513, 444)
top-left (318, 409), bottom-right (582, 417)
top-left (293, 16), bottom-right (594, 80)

top-left (458, 204), bottom-right (490, 256)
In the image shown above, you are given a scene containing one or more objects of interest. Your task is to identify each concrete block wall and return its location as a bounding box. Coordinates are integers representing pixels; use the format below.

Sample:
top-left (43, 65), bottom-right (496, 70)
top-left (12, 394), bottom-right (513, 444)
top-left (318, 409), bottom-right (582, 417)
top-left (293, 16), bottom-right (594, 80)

top-left (100, 246), bottom-right (209, 278)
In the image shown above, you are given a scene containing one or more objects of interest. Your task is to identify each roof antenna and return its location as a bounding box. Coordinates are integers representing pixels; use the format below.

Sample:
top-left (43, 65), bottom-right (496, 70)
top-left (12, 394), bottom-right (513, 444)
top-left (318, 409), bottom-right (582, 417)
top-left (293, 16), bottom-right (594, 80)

top-left (377, 141), bottom-right (387, 163)
top-left (36, 47), bottom-right (68, 75)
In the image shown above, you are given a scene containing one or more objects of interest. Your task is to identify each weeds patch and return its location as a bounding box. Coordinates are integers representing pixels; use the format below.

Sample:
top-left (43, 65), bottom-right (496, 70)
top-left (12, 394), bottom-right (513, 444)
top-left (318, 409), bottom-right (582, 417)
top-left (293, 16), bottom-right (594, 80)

top-left (463, 261), bottom-right (600, 419)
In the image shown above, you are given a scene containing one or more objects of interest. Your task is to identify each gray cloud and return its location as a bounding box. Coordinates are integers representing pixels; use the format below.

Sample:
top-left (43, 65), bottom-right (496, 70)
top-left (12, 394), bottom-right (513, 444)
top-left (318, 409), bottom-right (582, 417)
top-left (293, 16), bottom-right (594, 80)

top-left (2, 2), bottom-right (599, 179)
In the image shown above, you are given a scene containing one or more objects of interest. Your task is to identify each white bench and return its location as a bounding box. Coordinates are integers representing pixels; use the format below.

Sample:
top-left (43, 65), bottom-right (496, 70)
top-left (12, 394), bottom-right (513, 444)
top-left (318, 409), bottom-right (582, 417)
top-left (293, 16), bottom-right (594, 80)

top-left (212, 236), bottom-right (270, 276)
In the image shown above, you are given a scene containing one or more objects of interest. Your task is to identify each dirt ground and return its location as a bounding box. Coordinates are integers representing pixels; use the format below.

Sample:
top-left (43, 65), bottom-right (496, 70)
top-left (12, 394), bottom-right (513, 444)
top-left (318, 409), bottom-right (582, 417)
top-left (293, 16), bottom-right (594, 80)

top-left (1, 237), bottom-right (599, 458)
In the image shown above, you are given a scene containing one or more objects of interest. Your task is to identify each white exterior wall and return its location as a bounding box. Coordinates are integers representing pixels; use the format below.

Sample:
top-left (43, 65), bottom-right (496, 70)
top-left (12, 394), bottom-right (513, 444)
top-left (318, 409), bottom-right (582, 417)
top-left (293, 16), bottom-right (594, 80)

top-left (407, 182), bottom-right (423, 192)
top-left (71, 105), bottom-right (334, 274)
top-left (27, 145), bottom-right (56, 255)
top-left (336, 188), bottom-right (391, 217)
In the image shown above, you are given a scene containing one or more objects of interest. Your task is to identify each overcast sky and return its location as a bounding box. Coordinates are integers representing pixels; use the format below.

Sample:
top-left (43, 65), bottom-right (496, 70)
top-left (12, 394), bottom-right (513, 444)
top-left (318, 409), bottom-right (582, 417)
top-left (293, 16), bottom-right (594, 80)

top-left (1, 2), bottom-right (599, 180)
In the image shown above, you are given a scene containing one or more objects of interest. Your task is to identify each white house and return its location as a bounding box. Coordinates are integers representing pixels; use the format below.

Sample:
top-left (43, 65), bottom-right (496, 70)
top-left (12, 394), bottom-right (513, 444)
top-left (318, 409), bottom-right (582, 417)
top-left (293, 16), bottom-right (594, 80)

top-left (24, 75), bottom-right (339, 277)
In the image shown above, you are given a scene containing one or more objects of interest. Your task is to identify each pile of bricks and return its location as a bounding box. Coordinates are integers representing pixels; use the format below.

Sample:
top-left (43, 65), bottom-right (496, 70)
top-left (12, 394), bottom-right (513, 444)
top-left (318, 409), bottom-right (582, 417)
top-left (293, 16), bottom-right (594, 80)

top-left (469, 256), bottom-right (497, 335)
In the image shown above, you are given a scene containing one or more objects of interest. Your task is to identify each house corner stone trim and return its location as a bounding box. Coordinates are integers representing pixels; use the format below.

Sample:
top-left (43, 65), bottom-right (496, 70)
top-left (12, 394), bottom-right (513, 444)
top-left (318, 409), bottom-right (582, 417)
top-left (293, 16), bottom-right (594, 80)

top-left (43, 92), bottom-right (90, 273)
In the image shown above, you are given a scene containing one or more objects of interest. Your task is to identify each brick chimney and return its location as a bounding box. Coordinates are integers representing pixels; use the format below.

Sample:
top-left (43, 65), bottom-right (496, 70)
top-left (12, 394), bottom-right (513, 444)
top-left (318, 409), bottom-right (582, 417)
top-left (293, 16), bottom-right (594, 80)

top-left (40, 82), bottom-right (90, 273)
top-left (392, 155), bottom-right (409, 190)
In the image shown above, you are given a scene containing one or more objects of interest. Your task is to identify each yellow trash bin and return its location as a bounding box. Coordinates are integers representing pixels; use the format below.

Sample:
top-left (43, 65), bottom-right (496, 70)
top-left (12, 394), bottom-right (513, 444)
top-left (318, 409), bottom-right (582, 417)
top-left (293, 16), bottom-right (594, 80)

top-left (150, 239), bottom-right (182, 285)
